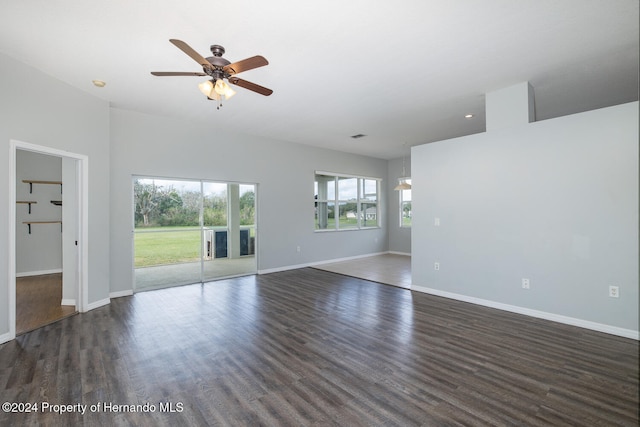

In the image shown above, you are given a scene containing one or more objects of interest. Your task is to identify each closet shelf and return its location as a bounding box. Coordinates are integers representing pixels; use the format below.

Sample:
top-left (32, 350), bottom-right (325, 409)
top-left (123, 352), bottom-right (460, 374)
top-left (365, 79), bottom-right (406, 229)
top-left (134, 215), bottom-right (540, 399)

top-left (16, 200), bottom-right (37, 214)
top-left (22, 180), bottom-right (62, 194)
top-left (23, 220), bottom-right (62, 234)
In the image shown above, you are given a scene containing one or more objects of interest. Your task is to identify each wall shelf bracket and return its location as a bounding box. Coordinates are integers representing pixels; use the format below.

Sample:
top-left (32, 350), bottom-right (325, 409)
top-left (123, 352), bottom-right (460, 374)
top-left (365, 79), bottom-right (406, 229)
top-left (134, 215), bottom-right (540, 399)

top-left (16, 201), bottom-right (37, 214)
top-left (23, 220), bottom-right (62, 234)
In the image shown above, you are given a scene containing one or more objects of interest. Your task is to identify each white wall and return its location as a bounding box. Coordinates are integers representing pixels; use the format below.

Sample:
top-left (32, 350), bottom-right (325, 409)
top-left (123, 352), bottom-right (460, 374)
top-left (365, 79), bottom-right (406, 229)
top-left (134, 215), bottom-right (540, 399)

top-left (15, 150), bottom-right (62, 275)
top-left (411, 102), bottom-right (639, 337)
top-left (109, 109), bottom-right (389, 294)
top-left (0, 53), bottom-right (111, 339)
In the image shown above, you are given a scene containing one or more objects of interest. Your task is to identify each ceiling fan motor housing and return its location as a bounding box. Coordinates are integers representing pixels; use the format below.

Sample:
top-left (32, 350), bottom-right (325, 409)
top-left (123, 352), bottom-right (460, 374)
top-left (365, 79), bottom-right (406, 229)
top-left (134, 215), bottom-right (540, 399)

top-left (205, 45), bottom-right (231, 79)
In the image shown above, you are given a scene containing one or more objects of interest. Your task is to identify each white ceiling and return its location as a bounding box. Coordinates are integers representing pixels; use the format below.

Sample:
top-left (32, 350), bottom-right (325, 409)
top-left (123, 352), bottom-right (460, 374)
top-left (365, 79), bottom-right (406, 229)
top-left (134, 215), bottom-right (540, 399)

top-left (1, 1), bottom-right (638, 159)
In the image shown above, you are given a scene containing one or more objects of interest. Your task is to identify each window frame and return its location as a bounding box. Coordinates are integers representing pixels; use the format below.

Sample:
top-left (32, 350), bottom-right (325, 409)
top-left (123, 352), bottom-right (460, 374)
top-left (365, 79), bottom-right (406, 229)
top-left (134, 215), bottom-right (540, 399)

top-left (398, 177), bottom-right (412, 228)
top-left (315, 171), bottom-right (381, 232)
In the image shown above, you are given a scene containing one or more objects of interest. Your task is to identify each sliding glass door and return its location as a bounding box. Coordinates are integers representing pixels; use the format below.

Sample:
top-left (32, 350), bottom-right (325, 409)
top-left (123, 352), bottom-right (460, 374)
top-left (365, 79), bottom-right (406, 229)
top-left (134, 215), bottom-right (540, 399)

top-left (133, 177), bottom-right (257, 291)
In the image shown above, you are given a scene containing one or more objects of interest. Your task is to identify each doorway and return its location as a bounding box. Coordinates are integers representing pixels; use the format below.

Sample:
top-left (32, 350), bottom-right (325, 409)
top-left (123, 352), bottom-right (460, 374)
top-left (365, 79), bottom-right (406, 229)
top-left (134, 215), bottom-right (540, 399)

top-left (133, 177), bottom-right (257, 291)
top-left (9, 140), bottom-right (88, 339)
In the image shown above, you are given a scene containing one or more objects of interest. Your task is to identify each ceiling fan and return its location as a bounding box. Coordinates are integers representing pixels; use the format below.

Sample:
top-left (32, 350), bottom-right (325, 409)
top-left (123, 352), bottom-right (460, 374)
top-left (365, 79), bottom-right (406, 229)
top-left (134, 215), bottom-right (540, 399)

top-left (151, 39), bottom-right (272, 108)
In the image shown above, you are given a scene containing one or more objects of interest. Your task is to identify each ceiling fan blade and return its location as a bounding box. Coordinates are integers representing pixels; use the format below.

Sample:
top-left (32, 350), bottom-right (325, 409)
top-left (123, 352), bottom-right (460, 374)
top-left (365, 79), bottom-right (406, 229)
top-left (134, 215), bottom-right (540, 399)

top-left (151, 71), bottom-right (207, 76)
top-left (223, 56), bottom-right (269, 75)
top-left (228, 77), bottom-right (273, 96)
top-left (169, 39), bottom-right (213, 71)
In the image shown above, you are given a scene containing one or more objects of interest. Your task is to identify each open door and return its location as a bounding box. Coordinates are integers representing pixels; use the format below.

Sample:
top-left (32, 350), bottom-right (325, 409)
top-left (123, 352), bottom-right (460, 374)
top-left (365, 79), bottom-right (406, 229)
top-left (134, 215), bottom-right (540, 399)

top-left (9, 140), bottom-right (88, 339)
top-left (61, 157), bottom-right (78, 307)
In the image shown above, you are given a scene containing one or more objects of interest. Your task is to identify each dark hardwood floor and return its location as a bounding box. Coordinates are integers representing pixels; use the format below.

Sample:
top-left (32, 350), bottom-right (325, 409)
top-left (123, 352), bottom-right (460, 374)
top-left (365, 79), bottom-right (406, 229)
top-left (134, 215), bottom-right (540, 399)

top-left (1, 268), bottom-right (638, 426)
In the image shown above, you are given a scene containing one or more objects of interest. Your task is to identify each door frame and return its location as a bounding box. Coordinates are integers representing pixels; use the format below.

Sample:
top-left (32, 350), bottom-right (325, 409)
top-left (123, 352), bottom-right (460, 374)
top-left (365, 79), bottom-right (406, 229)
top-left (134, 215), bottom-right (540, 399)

top-left (8, 139), bottom-right (89, 339)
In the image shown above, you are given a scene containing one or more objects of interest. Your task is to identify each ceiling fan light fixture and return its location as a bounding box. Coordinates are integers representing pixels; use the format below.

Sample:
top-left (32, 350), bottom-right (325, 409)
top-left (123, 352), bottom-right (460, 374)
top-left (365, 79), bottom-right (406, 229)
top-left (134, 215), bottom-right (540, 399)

top-left (200, 79), bottom-right (236, 101)
top-left (222, 82), bottom-right (236, 99)
top-left (198, 80), bottom-right (214, 97)
top-left (214, 79), bottom-right (228, 96)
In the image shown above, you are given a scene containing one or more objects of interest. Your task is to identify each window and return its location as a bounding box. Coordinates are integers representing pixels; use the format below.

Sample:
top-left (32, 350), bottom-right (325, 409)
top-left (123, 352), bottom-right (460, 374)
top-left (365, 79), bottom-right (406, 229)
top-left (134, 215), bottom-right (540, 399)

top-left (399, 178), bottom-right (411, 227)
top-left (315, 172), bottom-right (380, 231)
top-left (133, 177), bottom-right (257, 290)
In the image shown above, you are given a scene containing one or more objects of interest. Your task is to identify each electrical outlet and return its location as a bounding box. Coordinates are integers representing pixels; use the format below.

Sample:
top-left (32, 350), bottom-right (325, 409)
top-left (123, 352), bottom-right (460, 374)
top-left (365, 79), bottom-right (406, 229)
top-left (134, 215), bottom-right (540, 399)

top-left (434, 262), bottom-right (440, 271)
top-left (296, 246), bottom-right (301, 253)
top-left (609, 286), bottom-right (619, 298)
top-left (434, 217), bottom-right (440, 226)
top-left (522, 278), bottom-right (530, 289)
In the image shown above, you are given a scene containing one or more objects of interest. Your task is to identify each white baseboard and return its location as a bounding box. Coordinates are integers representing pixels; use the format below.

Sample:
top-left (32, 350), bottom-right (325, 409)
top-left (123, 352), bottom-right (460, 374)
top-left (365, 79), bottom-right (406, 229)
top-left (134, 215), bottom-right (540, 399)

top-left (16, 268), bottom-right (62, 277)
top-left (313, 252), bottom-right (389, 266)
top-left (412, 285), bottom-right (639, 340)
top-left (388, 251), bottom-right (411, 256)
top-left (110, 290), bottom-right (133, 299)
top-left (61, 299), bottom-right (76, 306)
top-left (85, 297), bottom-right (110, 312)
top-left (258, 252), bottom-right (389, 275)
top-left (0, 331), bottom-right (12, 345)
top-left (259, 262), bottom-right (311, 275)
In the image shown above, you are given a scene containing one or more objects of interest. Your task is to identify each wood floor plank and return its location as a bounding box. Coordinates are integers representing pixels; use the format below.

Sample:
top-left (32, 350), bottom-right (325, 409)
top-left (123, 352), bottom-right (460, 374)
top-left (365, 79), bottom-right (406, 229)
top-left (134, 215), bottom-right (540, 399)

top-left (16, 273), bottom-right (77, 335)
top-left (0, 268), bottom-right (637, 426)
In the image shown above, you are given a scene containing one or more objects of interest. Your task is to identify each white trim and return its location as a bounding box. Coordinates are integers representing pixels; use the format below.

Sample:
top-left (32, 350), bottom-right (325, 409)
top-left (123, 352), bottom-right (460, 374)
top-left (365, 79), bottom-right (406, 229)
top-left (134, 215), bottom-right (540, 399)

top-left (388, 251), bottom-right (411, 257)
top-left (16, 269), bottom-right (63, 278)
top-left (110, 290), bottom-right (133, 299)
top-left (61, 299), bottom-right (76, 306)
top-left (258, 252), bottom-right (389, 275)
top-left (259, 263), bottom-right (312, 275)
top-left (8, 143), bottom-right (17, 340)
top-left (311, 252), bottom-right (388, 266)
top-left (77, 154), bottom-right (90, 313)
top-left (315, 170), bottom-right (382, 181)
top-left (86, 297), bottom-right (110, 311)
top-left (8, 140), bottom-right (91, 343)
top-left (0, 332), bottom-right (11, 345)
top-left (411, 284), bottom-right (639, 340)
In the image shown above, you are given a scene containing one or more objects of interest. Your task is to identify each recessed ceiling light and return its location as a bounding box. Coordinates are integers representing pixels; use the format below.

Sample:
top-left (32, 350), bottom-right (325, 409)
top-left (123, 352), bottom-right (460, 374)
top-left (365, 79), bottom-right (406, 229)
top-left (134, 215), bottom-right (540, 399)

top-left (464, 114), bottom-right (474, 119)
top-left (92, 80), bottom-right (106, 88)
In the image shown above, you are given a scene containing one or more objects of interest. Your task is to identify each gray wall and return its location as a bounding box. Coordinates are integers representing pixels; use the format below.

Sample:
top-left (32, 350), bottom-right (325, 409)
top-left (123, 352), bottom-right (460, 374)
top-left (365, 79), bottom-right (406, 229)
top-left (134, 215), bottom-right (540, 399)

top-left (387, 156), bottom-right (411, 254)
top-left (0, 53), bottom-right (111, 337)
top-left (109, 109), bottom-right (389, 294)
top-left (411, 102), bottom-right (639, 334)
top-left (15, 150), bottom-right (62, 274)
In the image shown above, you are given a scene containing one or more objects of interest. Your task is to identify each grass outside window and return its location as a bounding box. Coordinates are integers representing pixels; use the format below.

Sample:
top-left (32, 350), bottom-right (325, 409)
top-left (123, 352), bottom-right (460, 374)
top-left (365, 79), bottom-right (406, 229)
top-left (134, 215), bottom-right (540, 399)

top-left (135, 227), bottom-right (201, 267)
